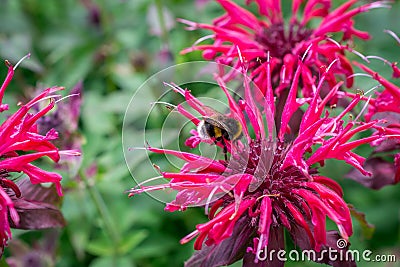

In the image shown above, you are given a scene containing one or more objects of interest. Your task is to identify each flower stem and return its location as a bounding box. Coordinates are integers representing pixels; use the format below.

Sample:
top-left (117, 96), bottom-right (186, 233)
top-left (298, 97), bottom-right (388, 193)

top-left (155, 0), bottom-right (170, 48)
top-left (79, 170), bottom-right (121, 257)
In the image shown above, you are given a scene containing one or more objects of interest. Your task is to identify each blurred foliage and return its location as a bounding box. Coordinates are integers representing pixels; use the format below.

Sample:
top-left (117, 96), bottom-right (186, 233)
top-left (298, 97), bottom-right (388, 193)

top-left (0, 0), bottom-right (399, 266)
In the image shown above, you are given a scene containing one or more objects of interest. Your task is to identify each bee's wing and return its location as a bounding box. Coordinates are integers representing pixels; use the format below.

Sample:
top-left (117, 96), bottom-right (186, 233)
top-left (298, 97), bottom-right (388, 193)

top-left (202, 106), bottom-right (241, 136)
top-left (202, 106), bottom-right (224, 117)
top-left (206, 117), bottom-right (235, 135)
top-left (204, 117), bottom-right (223, 128)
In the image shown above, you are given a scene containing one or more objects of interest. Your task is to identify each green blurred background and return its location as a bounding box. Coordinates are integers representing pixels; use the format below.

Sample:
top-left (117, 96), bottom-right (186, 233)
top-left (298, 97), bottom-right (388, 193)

top-left (0, 0), bottom-right (399, 266)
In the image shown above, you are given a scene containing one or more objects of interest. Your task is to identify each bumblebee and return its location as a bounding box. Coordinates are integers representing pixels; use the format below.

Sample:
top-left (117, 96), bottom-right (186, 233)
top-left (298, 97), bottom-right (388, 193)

top-left (197, 107), bottom-right (243, 160)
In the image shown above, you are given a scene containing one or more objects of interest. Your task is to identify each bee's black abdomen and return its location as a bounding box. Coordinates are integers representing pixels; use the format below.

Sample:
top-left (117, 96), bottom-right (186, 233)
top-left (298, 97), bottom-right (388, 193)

top-left (225, 118), bottom-right (242, 140)
top-left (197, 107), bottom-right (243, 161)
top-left (204, 121), bottom-right (216, 137)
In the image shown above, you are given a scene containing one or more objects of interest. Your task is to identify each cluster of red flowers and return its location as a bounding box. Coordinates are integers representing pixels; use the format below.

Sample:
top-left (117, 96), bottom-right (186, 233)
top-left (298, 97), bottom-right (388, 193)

top-left (129, 1), bottom-right (399, 266)
top-left (0, 55), bottom-right (80, 256)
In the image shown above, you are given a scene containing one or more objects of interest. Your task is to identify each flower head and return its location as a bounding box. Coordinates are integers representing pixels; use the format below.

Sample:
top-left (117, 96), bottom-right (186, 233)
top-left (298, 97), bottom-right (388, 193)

top-left (0, 56), bottom-right (80, 256)
top-left (346, 57), bottom-right (400, 189)
top-left (128, 58), bottom-right (391, 266)
top-left (180, 0), bottom-right (390, 96)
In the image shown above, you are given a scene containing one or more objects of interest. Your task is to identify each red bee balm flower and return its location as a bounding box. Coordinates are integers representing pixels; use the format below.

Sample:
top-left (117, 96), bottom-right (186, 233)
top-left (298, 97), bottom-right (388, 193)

top-left (129, 59), bottom-right (390, 266)
top-left (180, 0), bottom-right (391, 96)
top-left (0, 56), bottom-right (80, 256)
top-left (346, 60), bottom-right (400, 189)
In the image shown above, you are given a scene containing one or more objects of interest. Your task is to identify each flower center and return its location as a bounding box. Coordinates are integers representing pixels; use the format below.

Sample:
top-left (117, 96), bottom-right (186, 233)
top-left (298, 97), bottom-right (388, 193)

top-left (230, 140), bottom-right (309, 196)
top-left (255, 22), bottom-right (313, 59)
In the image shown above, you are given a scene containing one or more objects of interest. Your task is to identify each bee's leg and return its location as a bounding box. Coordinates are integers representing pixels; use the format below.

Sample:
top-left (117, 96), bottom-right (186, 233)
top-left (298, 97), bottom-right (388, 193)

top-left (223, 130), bottom-right (230, 141)
top-left (220, 138), bottom-right (228, 161)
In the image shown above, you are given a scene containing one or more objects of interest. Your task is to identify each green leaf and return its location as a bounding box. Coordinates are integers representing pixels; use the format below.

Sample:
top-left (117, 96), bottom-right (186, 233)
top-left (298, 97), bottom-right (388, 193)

top-left (86, 230), bottom-right (147, 256)
top-left (348, 204), bottom-right (375, 239)
top-left (0, 257), bottom-right (10, 267)
top-left (89, 256), bottom-right (134, 267)
top-left (118, 230), bottom-right (149, 255)
top-left (86, 235), bottom-right (114, 257)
